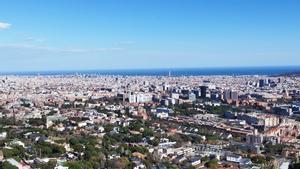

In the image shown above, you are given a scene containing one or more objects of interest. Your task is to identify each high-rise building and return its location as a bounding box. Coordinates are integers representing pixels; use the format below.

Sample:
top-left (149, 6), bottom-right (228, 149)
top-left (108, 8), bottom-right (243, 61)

top-left (223, 90), bottom-right (238, 102)
top-left (259, 79), bottom-right (265, 87)
top-left (246, 132), bottom-right (263, 145)
top-left (181, 89), bottom-right (190, 95)
top-left (192, 90), bottom-right (201, 98)
top-left (224, 90), bottom-right (231, 101)
top-left (128, 93), bottom-right (152, 103)
top-left (128, 93), bottom-right (137, 103)
top-left (200, 86), bottom-right (208, 98)
top-left (211, 93), bottom-right (220, 101)
top-left (230, 91), bottom-right (239, 101)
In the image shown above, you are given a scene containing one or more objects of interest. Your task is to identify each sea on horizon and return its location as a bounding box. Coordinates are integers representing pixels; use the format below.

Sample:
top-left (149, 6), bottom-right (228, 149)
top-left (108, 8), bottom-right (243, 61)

top-left (1, 66), bottom-right (300, 76)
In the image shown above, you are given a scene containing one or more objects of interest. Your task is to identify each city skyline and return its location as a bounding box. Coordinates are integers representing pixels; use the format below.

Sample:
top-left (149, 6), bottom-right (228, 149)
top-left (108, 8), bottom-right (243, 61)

top-left (1, 0), bottom-right (300, 72)
top-left (1, 1), bottom-right (300, 168)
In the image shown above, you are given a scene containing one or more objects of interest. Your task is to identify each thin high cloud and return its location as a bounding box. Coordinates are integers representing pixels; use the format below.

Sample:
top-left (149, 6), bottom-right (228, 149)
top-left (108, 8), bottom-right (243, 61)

top-left (26, 37), bottom-right (46, 43)
top-left (117, 41), bottom-right (135, 45)
top-left (0, 22), bottom-right (11, 29)
top-left (0, 43), bottom-right (124, 53)
top-left (15, 32), bottom-right (47, 43)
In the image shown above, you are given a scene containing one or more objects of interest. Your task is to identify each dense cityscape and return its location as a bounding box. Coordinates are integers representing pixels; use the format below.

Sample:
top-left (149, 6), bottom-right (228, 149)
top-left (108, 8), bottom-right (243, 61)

top-left (2, 0), bottom-right (300, 169)
top-left (0, 74), bottom-right (300, 169)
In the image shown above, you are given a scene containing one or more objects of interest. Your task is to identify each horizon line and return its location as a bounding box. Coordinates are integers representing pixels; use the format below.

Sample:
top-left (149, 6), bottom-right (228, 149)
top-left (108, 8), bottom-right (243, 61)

top-left (1, 65), bottom-right (300, 76)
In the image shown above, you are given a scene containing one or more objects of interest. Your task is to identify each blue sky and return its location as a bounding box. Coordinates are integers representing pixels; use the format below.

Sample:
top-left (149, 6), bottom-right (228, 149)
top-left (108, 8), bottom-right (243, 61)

top-left (0, 0), bottom-right (300, 72)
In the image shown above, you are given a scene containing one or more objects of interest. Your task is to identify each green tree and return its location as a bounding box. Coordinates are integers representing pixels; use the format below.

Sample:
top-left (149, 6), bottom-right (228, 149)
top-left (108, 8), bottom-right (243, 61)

top-left (162, 161), bottom-right (179, 169)
top-left (104, 124), bottom-right (114, 133)
top-left (40, 160), bottom-right (57, 169)
top-left (35, 142), bottom-right (66, 157)
top-left (129, 120), bottom-right (143, 131)
top-left (265, 144), bottom-right (288, 155)
top-left (206, 159), bottom-right (219, 169)
top-left (73, 144), bottom-right (85, 152)
top-left (251, 155), bottom-right (266, 164)
top-left (201, 156), bottom-right (209, 163)
top-left (108, 157), bottom-right (130, 169)
top-left (3, 161), bottom-right (18, 169)
top-left (143, 128), bottom-right (154, 137)
top-left (3, 146), bottom-right (25, 159)
top-left (65, 161), bottom-right (83, 169)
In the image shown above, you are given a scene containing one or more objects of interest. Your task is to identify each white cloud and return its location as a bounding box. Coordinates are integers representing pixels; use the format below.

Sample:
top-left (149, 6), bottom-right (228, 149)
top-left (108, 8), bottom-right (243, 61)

top-left (26, 37), bottom-right (46, 43)
top-left (0, 43), bottom-right (124, 53)
top-left (0, 22), bottom-right (11, 30)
